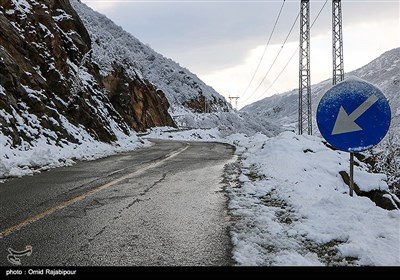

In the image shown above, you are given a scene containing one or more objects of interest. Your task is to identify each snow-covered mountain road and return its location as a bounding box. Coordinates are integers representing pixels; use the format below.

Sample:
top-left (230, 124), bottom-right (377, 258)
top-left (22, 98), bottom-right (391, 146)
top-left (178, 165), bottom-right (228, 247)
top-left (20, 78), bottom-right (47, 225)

top-left (0, 140), bottom-right (235, 266)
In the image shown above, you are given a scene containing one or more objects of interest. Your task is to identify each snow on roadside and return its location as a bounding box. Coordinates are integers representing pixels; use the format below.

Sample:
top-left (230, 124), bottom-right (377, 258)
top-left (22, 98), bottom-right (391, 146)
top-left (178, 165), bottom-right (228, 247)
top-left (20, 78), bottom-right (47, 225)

top-left (0, 124), bottom-right (148, 181)
top-left (227, 131), bottom-right (399, 266)
top-left (143, 127), bottom-right (225, 143)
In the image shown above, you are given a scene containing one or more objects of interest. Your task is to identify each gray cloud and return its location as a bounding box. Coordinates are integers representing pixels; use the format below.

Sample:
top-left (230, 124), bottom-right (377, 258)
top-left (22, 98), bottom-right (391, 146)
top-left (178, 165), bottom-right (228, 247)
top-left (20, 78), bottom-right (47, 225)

top-left (83, 0), bottom-right (399, 73)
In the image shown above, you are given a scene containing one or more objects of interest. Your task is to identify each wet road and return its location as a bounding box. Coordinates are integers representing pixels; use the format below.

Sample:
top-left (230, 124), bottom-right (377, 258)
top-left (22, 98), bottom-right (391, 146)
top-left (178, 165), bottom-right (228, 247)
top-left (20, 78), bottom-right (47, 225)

top-left (0, 140), bottom-right (235, 266)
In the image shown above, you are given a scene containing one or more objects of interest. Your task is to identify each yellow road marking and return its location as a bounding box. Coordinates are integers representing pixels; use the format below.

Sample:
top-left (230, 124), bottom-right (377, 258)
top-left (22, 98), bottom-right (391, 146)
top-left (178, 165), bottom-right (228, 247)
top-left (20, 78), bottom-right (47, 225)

top-left (0, 144), bottom-right (189, 239)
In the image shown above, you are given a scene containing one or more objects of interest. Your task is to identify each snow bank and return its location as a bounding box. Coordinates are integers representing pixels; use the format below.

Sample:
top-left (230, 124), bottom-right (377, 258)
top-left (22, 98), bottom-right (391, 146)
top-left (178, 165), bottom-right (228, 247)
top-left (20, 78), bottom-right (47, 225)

top-left (0, 123), bottom-right (147, 180)
top-left (145, 110), bottom-right (280, 140)
top-left (228, 131), bottom-right (399, 266)
top-left (144, 127), bottom-right (224, 143)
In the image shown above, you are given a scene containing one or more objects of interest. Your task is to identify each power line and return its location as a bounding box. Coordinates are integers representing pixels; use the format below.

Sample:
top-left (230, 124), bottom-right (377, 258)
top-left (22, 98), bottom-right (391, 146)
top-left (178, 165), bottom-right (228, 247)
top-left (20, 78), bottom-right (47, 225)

top-left (311, 0), bottom-right (328, 28)
top-left (243, 10), bottom-right (300, 103)
top-left (261, 45), bottom-right (298, 96)
top-left (241, 0), bottom-right (286, 98)
top-left (256, 0), bottom-right (328, 99)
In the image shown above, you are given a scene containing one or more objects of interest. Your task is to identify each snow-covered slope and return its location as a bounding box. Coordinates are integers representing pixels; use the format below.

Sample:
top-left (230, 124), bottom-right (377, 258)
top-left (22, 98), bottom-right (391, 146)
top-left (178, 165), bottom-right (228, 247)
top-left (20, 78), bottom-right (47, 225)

top-left (71, 0), bottom-right (281, 136)
top-left (71, 0), bottom-right (230, 115)
top-left (242, 48), bottom-right (400, 133)
top-left (0, 0), bottom-right (161, 178)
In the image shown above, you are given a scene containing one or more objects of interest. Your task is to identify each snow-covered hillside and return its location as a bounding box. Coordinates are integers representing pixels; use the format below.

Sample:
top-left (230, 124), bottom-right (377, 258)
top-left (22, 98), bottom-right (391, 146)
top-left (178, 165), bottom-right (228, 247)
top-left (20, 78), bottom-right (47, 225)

top-left (70, 0), bottom-right (283, 136)
top-left (0, 0), bottom-right (279, 179)
top-left (0, 0), bottom-right (174, 178)
top-left (71, 0), bottom-right (230, 115)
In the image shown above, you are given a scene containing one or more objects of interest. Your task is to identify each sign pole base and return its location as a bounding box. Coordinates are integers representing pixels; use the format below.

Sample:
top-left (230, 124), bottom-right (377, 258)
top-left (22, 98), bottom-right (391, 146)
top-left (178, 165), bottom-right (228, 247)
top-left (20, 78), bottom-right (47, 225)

top-left (349, 152), bottom-right (354, 197)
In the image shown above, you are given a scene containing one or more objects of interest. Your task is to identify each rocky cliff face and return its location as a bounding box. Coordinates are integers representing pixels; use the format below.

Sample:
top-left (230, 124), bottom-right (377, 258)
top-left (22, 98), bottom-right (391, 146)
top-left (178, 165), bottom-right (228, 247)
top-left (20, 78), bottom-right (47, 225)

top-left (70, 0), bottom-right (231, 116)
top-left (0, 0), bottom-right (175, 147)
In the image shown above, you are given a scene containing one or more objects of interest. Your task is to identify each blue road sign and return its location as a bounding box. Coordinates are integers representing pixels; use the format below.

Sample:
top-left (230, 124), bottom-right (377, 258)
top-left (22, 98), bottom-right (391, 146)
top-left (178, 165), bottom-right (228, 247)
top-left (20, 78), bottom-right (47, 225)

top-left (317, 78), bottom-right (391, 152)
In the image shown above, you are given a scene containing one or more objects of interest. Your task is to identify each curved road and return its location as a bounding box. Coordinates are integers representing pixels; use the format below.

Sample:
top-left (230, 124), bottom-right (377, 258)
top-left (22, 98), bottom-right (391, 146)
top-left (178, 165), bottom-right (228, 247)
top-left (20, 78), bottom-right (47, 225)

top-left (0, 140), bottom-right (235, 266)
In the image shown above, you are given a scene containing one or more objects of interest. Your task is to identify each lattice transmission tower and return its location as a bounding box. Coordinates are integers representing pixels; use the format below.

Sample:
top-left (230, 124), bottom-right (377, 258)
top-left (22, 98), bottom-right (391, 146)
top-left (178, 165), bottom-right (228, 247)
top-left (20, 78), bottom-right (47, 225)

top-left (332, 0), bottom-right (344, 85)
top-left (228, 96), bottom-right (240, 111)
top-left (298, 0), bottom-right (312, 135)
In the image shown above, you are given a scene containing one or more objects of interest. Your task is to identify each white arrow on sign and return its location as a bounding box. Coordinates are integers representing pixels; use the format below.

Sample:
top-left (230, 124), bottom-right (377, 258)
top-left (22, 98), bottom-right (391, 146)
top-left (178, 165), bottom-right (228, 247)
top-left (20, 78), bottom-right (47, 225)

top-left (331, 94), bottom-right (379, 135)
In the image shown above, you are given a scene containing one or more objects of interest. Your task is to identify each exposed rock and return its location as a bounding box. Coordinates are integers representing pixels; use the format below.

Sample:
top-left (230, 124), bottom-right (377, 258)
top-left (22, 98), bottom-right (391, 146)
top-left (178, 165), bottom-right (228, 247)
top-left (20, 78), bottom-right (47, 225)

top-left (183, 95), bottom-right (230, 114)
top-left (103, 65), bottom-right (174, 132)
top-left (339, 171), bottom-right (400, 210)
top-left (0, 0), bottom-right (175, 147)
top-left (70, 0), bottom-right (231, 116)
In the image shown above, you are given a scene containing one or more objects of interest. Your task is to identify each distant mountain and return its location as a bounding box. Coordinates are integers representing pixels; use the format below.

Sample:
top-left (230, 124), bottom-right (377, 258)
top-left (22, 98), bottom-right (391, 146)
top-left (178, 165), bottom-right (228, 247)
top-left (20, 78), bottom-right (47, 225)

top-left (242, 48), bottom-right (400, 134)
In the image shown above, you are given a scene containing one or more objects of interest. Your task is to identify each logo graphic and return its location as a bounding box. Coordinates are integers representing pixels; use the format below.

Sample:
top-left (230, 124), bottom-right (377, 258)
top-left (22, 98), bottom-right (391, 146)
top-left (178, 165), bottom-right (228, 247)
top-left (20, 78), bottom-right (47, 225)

top-left (7, 245), bottom-right (33, 265)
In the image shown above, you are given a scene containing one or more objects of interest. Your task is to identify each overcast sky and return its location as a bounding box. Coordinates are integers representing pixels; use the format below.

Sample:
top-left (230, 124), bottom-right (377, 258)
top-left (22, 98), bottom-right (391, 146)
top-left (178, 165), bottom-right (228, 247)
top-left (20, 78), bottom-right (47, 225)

top-left (81, 0), bottom-right (400, 108)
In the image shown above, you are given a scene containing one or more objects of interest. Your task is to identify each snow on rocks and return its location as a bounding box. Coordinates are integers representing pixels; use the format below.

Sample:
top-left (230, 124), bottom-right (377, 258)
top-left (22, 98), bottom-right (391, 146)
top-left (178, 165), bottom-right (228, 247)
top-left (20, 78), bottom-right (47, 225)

top-left (70, 0), bottom-right (229, 114)
top-left (0, 119), bottom-right (147, 179)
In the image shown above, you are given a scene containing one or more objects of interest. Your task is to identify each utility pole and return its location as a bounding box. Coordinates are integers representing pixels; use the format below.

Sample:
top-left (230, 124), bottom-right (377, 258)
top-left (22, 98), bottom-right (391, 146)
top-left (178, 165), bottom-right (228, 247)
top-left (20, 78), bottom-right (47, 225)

top-left (298, 0), bottom-right (312, 135)
top-left (332, 0), bottom-right (350, 196)
top-left (228, 96), bottom-right (240, 111)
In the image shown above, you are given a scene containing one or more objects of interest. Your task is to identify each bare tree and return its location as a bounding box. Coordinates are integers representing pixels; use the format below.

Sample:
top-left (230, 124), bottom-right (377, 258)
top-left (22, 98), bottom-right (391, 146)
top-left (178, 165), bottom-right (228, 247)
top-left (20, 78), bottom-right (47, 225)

top-left (70, 50), bottom-right (92, 96)
top-left (368, 115), bottom-right (400, 195)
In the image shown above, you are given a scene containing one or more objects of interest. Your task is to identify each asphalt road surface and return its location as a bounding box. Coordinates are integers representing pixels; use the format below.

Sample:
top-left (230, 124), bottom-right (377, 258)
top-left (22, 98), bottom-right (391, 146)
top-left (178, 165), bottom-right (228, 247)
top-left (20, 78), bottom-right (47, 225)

top-left (0, 140), bottom-right (235, 266)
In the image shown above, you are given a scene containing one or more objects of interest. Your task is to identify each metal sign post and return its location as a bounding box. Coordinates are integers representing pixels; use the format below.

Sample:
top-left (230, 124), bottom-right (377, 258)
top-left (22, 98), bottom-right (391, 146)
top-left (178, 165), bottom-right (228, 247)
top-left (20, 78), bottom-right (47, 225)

top-left (317, 78), bottom-right (391, 196)
top-left (349, 152), bottom-right (354, 197)
top-left (332, 0), bottom-right (349, 194)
